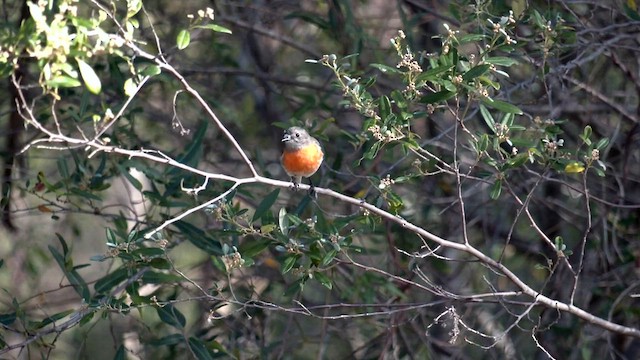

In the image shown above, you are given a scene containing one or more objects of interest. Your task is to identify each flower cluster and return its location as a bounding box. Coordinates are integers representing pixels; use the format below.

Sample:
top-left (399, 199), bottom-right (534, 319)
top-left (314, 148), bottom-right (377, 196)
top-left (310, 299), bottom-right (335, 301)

top-left (368, 124), bottom-right (405, 143)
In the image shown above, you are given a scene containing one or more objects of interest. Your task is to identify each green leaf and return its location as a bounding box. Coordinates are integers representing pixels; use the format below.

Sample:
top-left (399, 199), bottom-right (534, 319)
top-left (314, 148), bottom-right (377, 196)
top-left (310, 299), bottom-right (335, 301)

top-left (32, 310), bottom-right (75, 329)
top-left (379, 95), bottom-right (392, 120)
top-left (188, 337), bottom-right (215, 360)
top-left (77, 59), bottom-right (102, 94)
top-left (252, 189), bottom-right (280, 222)
top-left (239, 239), bottom-right (270, 258)
top-left (580, 125), bottom-right (592, 145)
top-left (477, 134), bottom-right (489, 153)
top-left (490, 179), bottom-right (502, 200)
top-left (157, 304), bottom-right (186, 329)
top-left (124, 78), bottom-right (137, 96)
top-left (462, 64), bottom-right (491, 81)
top-left (484, 57), bottom-right (518, 67)
top-left (420, 90), bottom-right (455, 104)
top-left (458, 34), bottom-right (488, 43)
top-left (415, 65), bottom-right (454, 83)
top-left (313, 272), bottom-right (333, 289)
top-left (506, 153), bottom-right (530, 168)
top-left (0, 312), bottom-right (16, 326)
top-left (116, 163), bottom-right (143, 190)
top-left (282, 254), bottom-right (299, 274)
top-left (481, 98), bottom-right (523, 114)
top-left (173, 220), bottom-right (222, 255)
top-left (564, 161), bottom-right (585, 173)
top-left (49, 237), bottom-right (91, 302)
top-left (194, 24), bottom-right (232, 34)
top-left (176, 29), bottom-right (191, 50)
top-left (127, 0), bottom-right (143, 17)
top-left (95, 267), bottom-right (129, 294)
top-left (46, 75), bottom-right (82, 88)
top-left (139, 64), bottom-right (161, 77)
top-left (595, 137), bottom-right (609, 150)
top-left (142, 271), bottom-right (183, 284)
top-left (479, 104), bottom-right (496, 133)
top-left (370, 63), bottom-right (401, 74)
top-left (320, 249), bottom-right (338, 267)
top-left (279, 207), bottom-right (289, 236)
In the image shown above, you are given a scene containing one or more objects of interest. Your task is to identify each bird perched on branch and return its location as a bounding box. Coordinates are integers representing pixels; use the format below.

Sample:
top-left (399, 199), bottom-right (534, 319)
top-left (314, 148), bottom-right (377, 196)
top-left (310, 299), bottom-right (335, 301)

top-left (280, 127), bottom-right (323, 191)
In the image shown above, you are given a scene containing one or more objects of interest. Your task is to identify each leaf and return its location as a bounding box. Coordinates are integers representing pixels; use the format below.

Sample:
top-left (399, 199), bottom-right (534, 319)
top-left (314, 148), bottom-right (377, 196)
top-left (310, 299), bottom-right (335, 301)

top-left (458, 34), bottom-right (488, 43)
top-left (123, 78), bottom-right (137, 96)
top-left (141, 271), bottom-right (183, 284)
top-left (0, 312), bottom-right (16, 326)
top-left (252, 189), bottom-right (280, 222)
top-left (278, 207), bottom-right (289, 236)
top-left (490, 179), bottom-right (502, 200)
top-left (370, 63), bottom-right (401, 74)
top-left (173, 220), bottom-right (222, 255)
top-left (321, 249), bottom-right (338, 266)
top-left (484, 57), bottom-right (519, 67)
top-left (379, 95), bottom-right (392, 120)
top-left (313, 272), bottom-right (333, 289)
top-left (46, 75), bottom-right (82, 88)
top-left (116, 163), bottom-right (143, 190)
top-left (176, 29), bottom-right (191, 50)
top-left (506, 153), bottom-right (530, 168)
top-left (479, 104), bottom-right (496, 133)
top-left (420, 90), bottom-right (455, 104)
top-left (239, 239), bottom-right (270, 258)
top-left (188, 337), bottom-right (215, 360)
top-left (565, 162), bottom-right (585, 173)
top-left (462, 64), bottom-right (491, 81)
top-left (481, 98), bottom-right (523, 114)
top-left (157, 304), bottom-right (186, 329)
top-left (139, 64), bottom-right (161, 77)
top-left (580, 125), bottom-right (592, 145)
top-left (127, 0), bottom-right (142, 17)
top-left (595, 137), bottom-right (609, 150)
top-left (194, 24), bottom-right (232, 34)
top-left (282, 255), bottom-right (299, 274)
top-left (94, 267), bottom-right (129, 294)
top-left (49, 237), bottom-right (91, 302)
top-left (77, 59), bottom-right (102, 94)
top-left (32, 310), bottom-right (75, 329)
top-left (415, 65), bottom-right (454, 83)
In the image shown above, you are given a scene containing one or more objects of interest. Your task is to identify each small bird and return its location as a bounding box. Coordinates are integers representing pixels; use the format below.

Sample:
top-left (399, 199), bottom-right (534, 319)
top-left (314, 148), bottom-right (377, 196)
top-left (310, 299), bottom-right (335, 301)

top-left (280, 127), bottom-right (324, 191)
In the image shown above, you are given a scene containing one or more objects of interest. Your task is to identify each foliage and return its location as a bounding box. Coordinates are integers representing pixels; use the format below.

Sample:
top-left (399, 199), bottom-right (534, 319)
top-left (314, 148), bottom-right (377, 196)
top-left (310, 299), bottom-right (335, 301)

top-left (0, 0), bottom-right (639, 358)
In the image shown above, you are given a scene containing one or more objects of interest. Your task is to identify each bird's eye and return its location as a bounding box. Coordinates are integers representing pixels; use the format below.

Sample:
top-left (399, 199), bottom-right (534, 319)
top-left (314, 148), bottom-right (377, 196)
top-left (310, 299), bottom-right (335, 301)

top-left (295, 133), bottom-right (300, 137)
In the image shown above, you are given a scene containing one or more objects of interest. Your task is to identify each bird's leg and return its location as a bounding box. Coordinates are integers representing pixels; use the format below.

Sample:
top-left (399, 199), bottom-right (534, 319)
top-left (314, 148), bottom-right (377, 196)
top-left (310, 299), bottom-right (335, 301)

top-left (308, 178), bottom-right (317, 198)
top-left (290, 176), bottom-right (300, 191)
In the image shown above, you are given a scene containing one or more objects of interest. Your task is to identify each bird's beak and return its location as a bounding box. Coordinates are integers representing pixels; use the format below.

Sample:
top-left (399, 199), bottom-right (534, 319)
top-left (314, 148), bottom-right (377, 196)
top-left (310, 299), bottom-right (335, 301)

top-left (281, 133), bottom-right (291, 142)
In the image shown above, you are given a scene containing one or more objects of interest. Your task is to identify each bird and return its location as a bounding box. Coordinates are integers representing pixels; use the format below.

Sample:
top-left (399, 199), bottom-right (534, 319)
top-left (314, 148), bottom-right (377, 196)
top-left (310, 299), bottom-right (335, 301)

top-left (280, 127), bottom-right (324, 191)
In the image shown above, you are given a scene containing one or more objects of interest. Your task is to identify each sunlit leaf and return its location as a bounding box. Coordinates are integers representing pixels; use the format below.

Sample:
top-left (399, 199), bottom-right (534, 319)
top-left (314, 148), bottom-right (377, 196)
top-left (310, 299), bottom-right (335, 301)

top-left (77, 59), bottom-right (102, 94)
top-left (176, 29), bottom-right (191, 50)
top-left (565, 162), bottom-right (585, 173)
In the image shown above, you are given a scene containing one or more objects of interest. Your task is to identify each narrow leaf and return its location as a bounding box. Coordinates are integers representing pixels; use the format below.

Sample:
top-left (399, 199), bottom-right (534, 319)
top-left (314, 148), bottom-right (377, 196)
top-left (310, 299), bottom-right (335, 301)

top-left (482, 98), bottom-right (523, 114)
top-left (420, 90), bottom-right (455, 104)
top-left (157, 304), bottom-right (186, 329)
top-left (462, 64), bottom-right (491, 81)
top-left (188, 337), bottom-right (214, 360)
top-left (252, 189), bottom-right (280, 222)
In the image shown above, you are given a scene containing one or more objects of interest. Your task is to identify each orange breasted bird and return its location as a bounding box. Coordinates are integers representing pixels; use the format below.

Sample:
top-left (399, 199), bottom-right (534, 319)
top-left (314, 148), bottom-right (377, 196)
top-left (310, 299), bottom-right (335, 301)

top-left (281, 127), bottom-right (324, 190)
